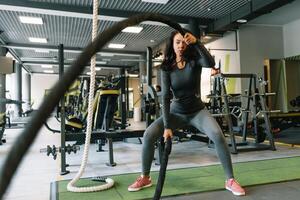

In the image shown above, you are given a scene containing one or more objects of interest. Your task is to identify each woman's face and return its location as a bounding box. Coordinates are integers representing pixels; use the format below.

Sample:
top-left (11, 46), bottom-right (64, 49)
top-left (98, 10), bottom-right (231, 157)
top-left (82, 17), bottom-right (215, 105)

top-left (173, 33), bottom-right (187, 58)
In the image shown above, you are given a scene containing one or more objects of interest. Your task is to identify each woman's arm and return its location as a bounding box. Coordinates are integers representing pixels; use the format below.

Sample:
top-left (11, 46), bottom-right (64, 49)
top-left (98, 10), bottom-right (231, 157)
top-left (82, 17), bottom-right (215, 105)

top-left (192, 41), bottom-right (215, 68)
top-left (184, 32), bottom-right (215, 68)
top-left (161, 70), bottom-right (171, 129)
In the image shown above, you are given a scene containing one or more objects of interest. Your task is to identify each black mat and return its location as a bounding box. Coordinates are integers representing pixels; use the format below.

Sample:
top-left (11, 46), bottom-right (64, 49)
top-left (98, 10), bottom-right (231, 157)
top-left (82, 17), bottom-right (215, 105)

top-left (274, 127), bottom-right (300, 145)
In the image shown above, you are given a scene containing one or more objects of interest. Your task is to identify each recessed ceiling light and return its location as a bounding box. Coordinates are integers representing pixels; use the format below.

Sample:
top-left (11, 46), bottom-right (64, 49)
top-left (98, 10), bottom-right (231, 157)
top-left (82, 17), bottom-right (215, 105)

top-left (98, 52), bottom-right (114, 57)
top-left (19, 16), bottom-right (43, 25)
top-left (41, 64), bottom-right (53, 69)
top-left (108, 43), bottom-right (126, 49)
top-left (207, 8), bottom-right (212, 11)
top-left (142, 0), bottom-right (169, 4)
top-left (96, 61), bottom-right (107, 65)
top-left (237, 19), bottom-right (247, 23)
top-left (43, 70), bottom-right (54, 73)
top-left (86, 72), bottom-right (91, 75)
top-left (29, 37), bottom-right (47, 43)
top-left (102, 58), bottom-right (111, 61)
top-left (150, 39), bottom-right (155, 43)
top-left (128, 74), bottom-right (139, 78)
top-left (122, 26), bottom-right (143, 33)
top-left (95, 67), bottom-right (102, 71)
top-left (35, 49), bottom-right (50, 53)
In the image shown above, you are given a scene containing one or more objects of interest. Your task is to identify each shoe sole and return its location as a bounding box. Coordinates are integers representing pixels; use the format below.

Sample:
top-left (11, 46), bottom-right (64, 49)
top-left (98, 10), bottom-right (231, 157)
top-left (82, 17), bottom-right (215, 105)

top-left (225, 186), bottom-right (245, 196)
top-left (128, 183), bottom-right (152, 192)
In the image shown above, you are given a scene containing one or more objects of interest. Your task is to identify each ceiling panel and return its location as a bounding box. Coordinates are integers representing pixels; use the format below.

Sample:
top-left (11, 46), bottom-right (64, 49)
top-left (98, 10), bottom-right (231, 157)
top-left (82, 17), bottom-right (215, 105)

top-left (0, 0), bottom-right (294, 74)
top-left (30, 0), bottom-right (251, 19)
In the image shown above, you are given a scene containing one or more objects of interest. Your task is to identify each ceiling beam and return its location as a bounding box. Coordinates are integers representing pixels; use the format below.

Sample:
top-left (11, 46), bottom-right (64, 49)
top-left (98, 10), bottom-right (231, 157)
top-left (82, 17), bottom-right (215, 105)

top-left (0, 43), bottom-right (143, 57)
top-left (22, 61), bottom-right (133, 69)
top-left (0, 35), bottom-right (31, 73)
top-left (0, 0), bottom-right (211, 26)
top-left (207, 0), bottom-right (295, 33)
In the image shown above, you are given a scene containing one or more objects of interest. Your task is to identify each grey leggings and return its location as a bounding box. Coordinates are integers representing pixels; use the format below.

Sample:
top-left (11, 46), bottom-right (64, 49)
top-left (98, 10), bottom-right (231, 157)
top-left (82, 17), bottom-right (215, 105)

top-left (142, 109), bottom-right (234, 179)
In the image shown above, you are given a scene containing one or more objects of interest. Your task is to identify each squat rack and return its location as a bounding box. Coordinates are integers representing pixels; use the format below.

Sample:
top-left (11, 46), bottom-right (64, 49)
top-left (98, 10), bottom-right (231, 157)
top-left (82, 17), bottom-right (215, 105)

top-left (209, 73), bottom-right (276, 153)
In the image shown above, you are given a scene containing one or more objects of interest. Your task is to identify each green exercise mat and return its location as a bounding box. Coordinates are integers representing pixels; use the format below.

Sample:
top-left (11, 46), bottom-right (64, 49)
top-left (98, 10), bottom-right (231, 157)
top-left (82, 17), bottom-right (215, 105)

top-left (54, 156), bottom-right (300, 200)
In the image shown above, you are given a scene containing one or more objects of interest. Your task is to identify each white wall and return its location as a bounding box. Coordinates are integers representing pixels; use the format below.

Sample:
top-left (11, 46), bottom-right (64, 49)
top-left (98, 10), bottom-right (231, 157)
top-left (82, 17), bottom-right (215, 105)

top-left (202, 31), bottom-right (241, 101)
top-left (31, 74), bottom-right (58, 109)
top-left (239, 25), bottom-right (284, 92)
top-left (283, 18), bottom-right (300, 57)
top-left (239, 25), bottom-right (284, 76)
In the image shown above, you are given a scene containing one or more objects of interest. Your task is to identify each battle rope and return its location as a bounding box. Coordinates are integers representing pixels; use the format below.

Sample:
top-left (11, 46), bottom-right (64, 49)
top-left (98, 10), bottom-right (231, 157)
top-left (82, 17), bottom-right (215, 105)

top-left (0, 13), bottom-right (184, 198)
top-left (66, 0), bottom-right (114, 192)
top-left (153, 137), bottom-right (172, 200)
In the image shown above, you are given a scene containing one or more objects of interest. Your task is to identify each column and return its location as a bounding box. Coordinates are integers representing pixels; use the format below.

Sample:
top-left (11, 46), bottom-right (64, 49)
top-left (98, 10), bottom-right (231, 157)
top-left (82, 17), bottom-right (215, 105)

top-left (22, 73), bottom-right (31, 112)
top-left (0, 47), bottom-right (7, 113)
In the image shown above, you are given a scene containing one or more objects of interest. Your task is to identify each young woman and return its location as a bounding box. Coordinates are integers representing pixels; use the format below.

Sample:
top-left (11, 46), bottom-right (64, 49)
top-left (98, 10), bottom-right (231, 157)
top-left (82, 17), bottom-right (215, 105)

top-left (128, 30), bottom-right (245, 196)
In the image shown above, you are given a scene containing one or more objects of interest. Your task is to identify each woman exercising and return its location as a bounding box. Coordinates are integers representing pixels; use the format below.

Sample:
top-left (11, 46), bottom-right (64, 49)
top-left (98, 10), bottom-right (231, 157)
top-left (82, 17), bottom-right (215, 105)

top-left (128, 30), bottom-right (245, 196)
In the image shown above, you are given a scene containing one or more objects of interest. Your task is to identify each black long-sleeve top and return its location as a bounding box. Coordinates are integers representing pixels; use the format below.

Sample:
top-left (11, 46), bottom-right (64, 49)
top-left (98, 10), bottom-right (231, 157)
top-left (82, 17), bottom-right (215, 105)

top-left (161, 42), bottom-right (215, 129)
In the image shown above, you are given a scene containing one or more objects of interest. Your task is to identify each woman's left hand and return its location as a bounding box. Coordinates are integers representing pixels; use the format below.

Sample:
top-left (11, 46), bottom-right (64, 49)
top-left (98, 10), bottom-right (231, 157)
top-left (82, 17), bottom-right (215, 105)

top-left (184, 33), bottom-right (197, 45)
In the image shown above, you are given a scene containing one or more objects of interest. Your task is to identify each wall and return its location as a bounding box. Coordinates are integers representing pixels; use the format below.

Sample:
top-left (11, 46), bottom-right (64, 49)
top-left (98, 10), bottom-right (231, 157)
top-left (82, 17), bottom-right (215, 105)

top-left (239, 25), bottom-right (284, 94)
top-left (22, 69), bottom-right (30, 112)
top-left (128, 77), bottom-right (140, 108)
top-left (31, 74), bottom-right (58, 109)
top-left (285, 60), bottom-right (300, 111)
top-left (283, 18), bottom-right (300, 57)
top-left (204, 31), bottom-right (241, 101)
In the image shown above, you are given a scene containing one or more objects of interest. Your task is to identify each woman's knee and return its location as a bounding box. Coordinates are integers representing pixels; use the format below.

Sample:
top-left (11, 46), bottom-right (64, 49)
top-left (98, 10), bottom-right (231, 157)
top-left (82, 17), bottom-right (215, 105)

top-left (143, 124), bottom-right (163, 145)
top-left (208, 129), bottom-right (226, 144)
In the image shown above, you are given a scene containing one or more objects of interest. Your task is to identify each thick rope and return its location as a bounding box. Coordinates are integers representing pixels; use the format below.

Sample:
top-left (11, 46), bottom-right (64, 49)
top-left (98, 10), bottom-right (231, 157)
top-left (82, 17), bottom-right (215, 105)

top-left (153, 137), bottom-right (172, 200)
top-left (0, 13), bottom-right (184, 199)
top-left (67, 0), bottom-right (114, 192)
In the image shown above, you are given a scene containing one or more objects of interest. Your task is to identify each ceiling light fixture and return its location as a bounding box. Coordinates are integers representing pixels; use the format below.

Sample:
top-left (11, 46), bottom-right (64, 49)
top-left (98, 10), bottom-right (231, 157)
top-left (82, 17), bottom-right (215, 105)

top-left (35, 49), bottom-right (50, 53)
top-left (29, 37), bottom-right (47, 43)
top-left (41, 64), bottom-right (53, 69)
top-left (108, 43), bottom-right (126, 49)
top-left (122, 26), bottom-right (143, 33)
top-left (102, 58), bottom-right (111, 61)
top-left (98, 52), bottom-right (114, 57)
top-left (96, 61), bottom-right (107, 65)
top-left (237, 19), bottom-right (247, 23)
top-left (19, 16), bottom-right (43, 24)
top-left (142, 0), bottom-right (169, 4)
top-left (128, 74), bottom-right (139, 78)
top-left (43, 70), bottom-right (54, 73)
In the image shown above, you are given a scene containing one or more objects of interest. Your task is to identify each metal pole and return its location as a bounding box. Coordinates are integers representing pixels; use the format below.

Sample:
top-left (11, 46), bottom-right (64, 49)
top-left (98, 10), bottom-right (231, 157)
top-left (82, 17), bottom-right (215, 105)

top-left (126, 70), bottom-right (129, 118)
top-left (0, 47), bottom-right (7, 113)
top-left (119, 68), bottom-right (126, 128)
top-left (220, 77), bottom-right (237, 153)
top-left (146, 47), bottom-right (153, 126)
top-left (23, 73), bottom-right (31, 112)
top-left (146, 47), bottom-right (152, 87)
top-left (0, 74), bottom-right (5, 113)
top-left (59, 44), bottom-right (69, 175)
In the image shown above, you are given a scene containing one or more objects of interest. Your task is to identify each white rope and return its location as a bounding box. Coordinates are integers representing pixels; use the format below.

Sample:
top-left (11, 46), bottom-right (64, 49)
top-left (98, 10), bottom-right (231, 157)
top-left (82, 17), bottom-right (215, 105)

top-left (67, 0), bottom-right (114, 192)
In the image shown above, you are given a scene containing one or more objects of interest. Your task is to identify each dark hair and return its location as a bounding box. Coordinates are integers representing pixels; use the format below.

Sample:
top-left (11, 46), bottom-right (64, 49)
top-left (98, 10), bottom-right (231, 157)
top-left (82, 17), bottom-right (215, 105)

top-left (160, 29), bottom-right (198, 71)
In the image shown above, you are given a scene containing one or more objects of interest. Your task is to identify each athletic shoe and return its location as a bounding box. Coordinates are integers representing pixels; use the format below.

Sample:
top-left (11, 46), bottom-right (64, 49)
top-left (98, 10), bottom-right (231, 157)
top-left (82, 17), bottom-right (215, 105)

top-left (225, 178), bottom-right (246, 196)
top-left (128, 176), bottom-right (152, 192)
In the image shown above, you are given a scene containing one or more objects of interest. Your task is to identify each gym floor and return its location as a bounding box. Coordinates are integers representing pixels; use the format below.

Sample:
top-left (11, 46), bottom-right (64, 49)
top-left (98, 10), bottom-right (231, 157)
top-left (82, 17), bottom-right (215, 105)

top-left (1, 118), bottom-right (300, 200)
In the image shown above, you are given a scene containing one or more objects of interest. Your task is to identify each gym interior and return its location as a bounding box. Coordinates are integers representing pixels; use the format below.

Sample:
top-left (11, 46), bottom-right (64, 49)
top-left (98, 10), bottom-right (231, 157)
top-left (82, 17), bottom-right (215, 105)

top-left (1, 0), bottom-right (300, 199)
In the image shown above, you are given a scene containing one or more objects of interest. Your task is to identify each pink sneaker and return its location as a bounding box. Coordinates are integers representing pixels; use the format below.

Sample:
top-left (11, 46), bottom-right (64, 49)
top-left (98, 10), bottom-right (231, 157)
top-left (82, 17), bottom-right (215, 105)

top-left (128, 176), bottom-right (152, 192)
top-left (225, 178), bottom-right (246, 196)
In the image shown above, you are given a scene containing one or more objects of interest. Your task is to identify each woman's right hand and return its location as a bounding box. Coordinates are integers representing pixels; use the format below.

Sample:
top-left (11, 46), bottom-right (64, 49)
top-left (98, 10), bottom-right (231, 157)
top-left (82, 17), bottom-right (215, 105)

top-left (163, 129), bottom-right (173, 142)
